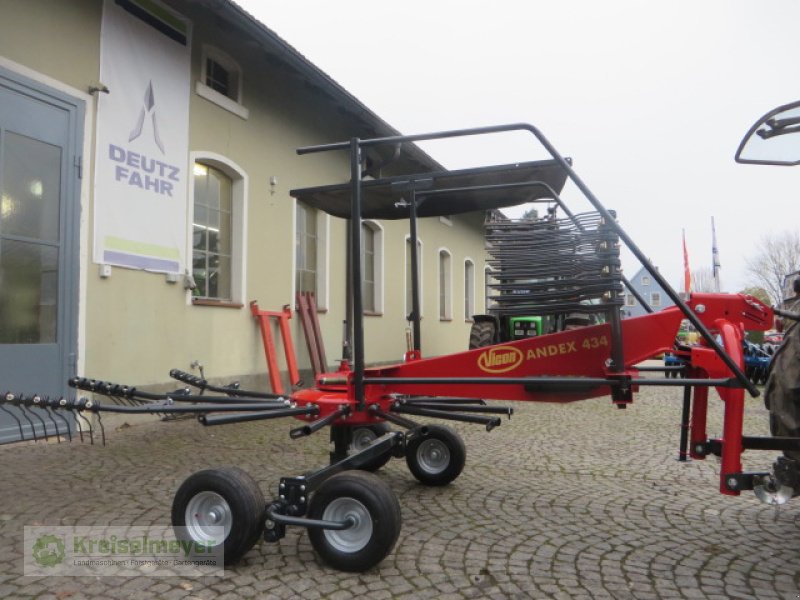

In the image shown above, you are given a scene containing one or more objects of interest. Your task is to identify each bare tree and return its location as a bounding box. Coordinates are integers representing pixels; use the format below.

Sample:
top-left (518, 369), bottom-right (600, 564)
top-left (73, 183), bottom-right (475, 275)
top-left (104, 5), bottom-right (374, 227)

top-left (745, 230), bottom-right (800, 305)
top-left (691, 267), bottom-right (717, 293)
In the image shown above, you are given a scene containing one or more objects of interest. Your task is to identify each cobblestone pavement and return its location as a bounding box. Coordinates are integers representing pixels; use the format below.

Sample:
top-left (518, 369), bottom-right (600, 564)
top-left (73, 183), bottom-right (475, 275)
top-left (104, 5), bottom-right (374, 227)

top-left (1, 382), bottom-right (799, 599)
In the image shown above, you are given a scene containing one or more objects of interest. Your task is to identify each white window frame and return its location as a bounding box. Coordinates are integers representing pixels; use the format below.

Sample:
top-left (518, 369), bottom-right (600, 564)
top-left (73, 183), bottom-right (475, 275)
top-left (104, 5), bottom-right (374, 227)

top-left (464, 258), bottom-right (475, 321)
top-left (195, 45), bottom-right (249, 120)
top-left (187, 152), bottom-right (248, 305)
top-left (641, 276), bottom-right (651, 286)
top-left (651, 292), bottom-right (662, 307)
top-left (626, 294), bottom-right (636, 307)
top-left (404, 235), bottom-right (424, 319)
top-left (438, 248), bottom-right (452, 321)
top-left (361, 220), bottom-right (384, 314)
top-left (293, 201), bottom-right (329, 311)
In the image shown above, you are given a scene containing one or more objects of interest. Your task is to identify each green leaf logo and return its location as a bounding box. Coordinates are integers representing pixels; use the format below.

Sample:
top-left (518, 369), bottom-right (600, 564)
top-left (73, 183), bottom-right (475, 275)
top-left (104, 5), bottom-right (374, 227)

top-left (32, 534), bottom-right (65, 567)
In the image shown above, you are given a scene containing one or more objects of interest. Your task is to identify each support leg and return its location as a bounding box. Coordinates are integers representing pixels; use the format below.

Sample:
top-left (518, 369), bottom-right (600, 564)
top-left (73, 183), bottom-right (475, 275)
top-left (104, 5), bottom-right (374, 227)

top-left (689, 384), bottom-right (708, 460)
top-left (678, 384), bottom-right (691, 462)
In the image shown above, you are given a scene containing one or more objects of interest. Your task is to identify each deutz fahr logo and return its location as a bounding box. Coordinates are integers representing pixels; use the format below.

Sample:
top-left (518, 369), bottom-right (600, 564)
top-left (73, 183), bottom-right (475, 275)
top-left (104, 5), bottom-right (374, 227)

top-left (477, 346), bottom-right (523, 373)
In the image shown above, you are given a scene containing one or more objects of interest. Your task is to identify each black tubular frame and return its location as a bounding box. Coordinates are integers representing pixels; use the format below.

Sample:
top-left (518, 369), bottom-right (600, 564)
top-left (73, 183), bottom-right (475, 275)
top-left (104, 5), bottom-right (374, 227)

top-left (297, 123), bottom-right (757, 404)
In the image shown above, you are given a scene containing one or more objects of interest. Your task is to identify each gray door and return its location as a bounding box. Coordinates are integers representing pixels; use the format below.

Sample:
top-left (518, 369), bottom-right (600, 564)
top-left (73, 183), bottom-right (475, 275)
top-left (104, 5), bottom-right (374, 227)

top-left (0, 69), bottom-right (83, 443)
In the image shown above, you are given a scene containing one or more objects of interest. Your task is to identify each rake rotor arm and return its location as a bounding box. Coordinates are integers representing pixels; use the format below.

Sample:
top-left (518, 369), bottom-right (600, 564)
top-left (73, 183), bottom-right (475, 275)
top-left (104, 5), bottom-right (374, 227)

top-left (85, 400), bottom-right (298, 414)
top-left (3, 393), bottom-right (295, 415)
top-left (169, 369), bottom-right (284, 399)
top-left (69, 376), bottom-right (283, 405)
top-left (200, 406), bottom-right (318, 426)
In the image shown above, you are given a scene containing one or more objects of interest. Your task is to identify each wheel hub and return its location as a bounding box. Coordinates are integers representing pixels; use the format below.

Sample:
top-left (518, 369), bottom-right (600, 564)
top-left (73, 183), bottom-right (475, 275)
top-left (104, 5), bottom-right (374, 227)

top-left (185, 491), bottom-right (232, 544)
top-left (322, 497), bottom-right (372, 553)
top-left (417, 438), bottom-right (450, 474)
top-left (351, 428), bottom-right (376, 452)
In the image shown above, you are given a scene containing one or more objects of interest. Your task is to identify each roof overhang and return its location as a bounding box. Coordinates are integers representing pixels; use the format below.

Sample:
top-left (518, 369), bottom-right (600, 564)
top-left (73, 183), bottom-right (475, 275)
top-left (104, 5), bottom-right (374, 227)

top-left (290, 159), bottom-right (569, 220)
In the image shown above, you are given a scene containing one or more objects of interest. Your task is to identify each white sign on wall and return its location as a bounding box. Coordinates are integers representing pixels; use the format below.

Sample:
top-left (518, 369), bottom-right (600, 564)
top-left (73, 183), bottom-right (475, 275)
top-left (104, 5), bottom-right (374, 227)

top-left (94, 0), bottom-right (191, 274)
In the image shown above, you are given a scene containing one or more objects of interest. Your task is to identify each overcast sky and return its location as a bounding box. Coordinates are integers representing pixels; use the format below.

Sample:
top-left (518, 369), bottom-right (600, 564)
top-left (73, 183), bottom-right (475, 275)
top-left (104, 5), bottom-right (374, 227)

top-left (236, 0), bottom-right (800, 294)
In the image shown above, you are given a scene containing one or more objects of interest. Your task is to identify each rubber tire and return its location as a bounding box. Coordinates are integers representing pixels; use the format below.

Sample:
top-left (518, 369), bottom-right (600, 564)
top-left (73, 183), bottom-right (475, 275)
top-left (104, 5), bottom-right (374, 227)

top-left (405, 424), bottom-right (466, 486)
top-left (172, 467), bottom-right (265, 565)
top-left (469, 320), bottom-right (496, 349)
top-left (307, 471), bottom-right (401, 572)
top-left (348, 423), bottom-right (393, 472)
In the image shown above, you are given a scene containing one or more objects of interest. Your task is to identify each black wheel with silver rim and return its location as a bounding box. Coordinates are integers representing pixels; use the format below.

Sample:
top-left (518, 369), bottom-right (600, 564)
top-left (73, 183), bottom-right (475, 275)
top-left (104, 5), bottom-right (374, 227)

top-left (172, 467), bottom-right (265, 565)
top-left (405, 424), bottom-right (466, 486)
top-left (307, 471), bottom-right (401, 572)
top-left (348, 423), bottom-right (393, 471)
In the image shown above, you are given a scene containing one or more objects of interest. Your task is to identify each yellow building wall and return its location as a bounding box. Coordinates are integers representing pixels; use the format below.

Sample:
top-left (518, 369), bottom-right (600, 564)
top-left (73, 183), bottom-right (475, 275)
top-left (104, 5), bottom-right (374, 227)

top-left (0, 0), bottom-right (490, 392)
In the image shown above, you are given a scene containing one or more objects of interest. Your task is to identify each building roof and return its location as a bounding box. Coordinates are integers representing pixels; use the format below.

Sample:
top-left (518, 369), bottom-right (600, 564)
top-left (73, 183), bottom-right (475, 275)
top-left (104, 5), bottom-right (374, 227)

top-left (204, 0), bottom-right (444, 174)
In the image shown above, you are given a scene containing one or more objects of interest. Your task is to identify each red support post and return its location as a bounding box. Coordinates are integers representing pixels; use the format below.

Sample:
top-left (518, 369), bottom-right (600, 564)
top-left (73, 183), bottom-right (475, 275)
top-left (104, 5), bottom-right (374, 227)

top-left (250, 301), bottom-right (301, 395)
top-left (716, 319), bottom-right (746, 496)
top-left (277, 305), bottom-right (300, 388)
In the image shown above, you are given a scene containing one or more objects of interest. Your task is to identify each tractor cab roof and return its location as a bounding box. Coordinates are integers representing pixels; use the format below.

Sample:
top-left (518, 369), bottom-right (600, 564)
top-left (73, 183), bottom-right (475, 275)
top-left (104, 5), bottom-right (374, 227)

top-left (290, 159), bottom-right (569, 220)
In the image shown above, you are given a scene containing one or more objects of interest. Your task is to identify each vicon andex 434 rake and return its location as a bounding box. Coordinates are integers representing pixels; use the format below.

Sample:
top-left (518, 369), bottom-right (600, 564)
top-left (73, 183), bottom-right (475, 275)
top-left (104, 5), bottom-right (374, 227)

top-left (5, 120), bottom-right (799, 572)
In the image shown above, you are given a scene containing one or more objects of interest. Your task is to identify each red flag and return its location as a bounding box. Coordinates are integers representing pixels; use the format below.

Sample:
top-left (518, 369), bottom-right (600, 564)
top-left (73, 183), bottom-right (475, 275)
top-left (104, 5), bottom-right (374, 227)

top-left (682, 229), bottom-right (691, 293)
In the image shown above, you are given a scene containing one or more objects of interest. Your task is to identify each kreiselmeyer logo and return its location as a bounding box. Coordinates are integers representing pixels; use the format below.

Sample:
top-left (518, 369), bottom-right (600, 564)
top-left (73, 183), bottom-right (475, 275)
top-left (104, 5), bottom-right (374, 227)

top-left (32, 534), bottom-right (66, 567)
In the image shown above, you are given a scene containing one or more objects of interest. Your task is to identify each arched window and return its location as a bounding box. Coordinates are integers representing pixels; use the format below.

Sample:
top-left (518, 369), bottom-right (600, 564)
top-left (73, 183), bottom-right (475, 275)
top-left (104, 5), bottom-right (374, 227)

top-left (439, 249), bottom-right (452, 320)
top-left (295, 201), bottom-right (329, 309)
top-left (296, 201), bottom-right (317, 294)
top-left (464, 259), bottom-right (475, 320)
top-left (361, 221), bottom-right (384, 314)
top-left (190, 153), bottom-right (247, 305)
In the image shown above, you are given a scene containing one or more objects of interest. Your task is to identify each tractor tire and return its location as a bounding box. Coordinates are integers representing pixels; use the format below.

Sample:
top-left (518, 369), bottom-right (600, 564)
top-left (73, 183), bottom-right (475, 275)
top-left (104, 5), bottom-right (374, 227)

top-left (469, 321), bottom-right (496, 349)
top-left (764, 316), bottom-right (800, 461)
top-left (172, 467), bottom-right (265, 565)
top-left (405, 424), bottom-right (466, 486)
top-left (307, 471), bottom-right (401, 572)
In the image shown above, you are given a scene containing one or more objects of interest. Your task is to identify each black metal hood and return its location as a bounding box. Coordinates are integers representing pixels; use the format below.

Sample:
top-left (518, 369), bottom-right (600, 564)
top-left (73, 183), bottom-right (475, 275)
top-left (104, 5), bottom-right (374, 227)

top-left (290, 159), bottom-right (569, 220)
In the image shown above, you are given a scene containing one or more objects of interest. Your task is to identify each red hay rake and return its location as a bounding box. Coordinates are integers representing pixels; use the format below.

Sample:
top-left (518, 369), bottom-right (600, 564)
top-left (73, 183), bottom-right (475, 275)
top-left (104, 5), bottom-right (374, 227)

top-left (4, 121), bottom-right (798, 572)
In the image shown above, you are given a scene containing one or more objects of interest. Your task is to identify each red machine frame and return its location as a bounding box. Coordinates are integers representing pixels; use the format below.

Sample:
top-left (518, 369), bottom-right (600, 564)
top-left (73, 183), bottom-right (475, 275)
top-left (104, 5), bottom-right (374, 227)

top-left (290, 123), bottom-right (774, 496)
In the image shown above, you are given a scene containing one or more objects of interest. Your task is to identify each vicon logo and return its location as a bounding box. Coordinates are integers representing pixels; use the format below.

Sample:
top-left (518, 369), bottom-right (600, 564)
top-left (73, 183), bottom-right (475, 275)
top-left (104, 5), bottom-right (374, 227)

top-left (477, 346), bottom-right (523, 374)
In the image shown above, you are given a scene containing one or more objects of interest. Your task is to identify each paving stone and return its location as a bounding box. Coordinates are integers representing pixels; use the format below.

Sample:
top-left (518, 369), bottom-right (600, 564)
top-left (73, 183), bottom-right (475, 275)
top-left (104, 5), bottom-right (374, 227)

top-left (0, 385), bottom-right (797, 599)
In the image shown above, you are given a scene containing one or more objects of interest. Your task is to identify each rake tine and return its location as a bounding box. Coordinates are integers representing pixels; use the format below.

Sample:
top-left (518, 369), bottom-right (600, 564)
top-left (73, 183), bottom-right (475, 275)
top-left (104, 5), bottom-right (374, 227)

top-left (0, 399), bottom-right (25, 442)
top-left (49, 398), bottom-right (72, 442)
top-left (16, 396), bottom-right (38, 442)
top-left (76, 410), bottom-right (94, 445)
top-left (74, 410), bottom-right (84, 442)
top-left (50, 404), bottom-right (72, 442)
top-left (113, 394), bottom-right (132, 407)
top-left (24, 398), bottom-right (49, 441)
top-left (96, 412), bottom-right (106, 446)
top-left (60, 398), bottom-right (84, 443)
top-left (38, 397), bottom-right (61, 443)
